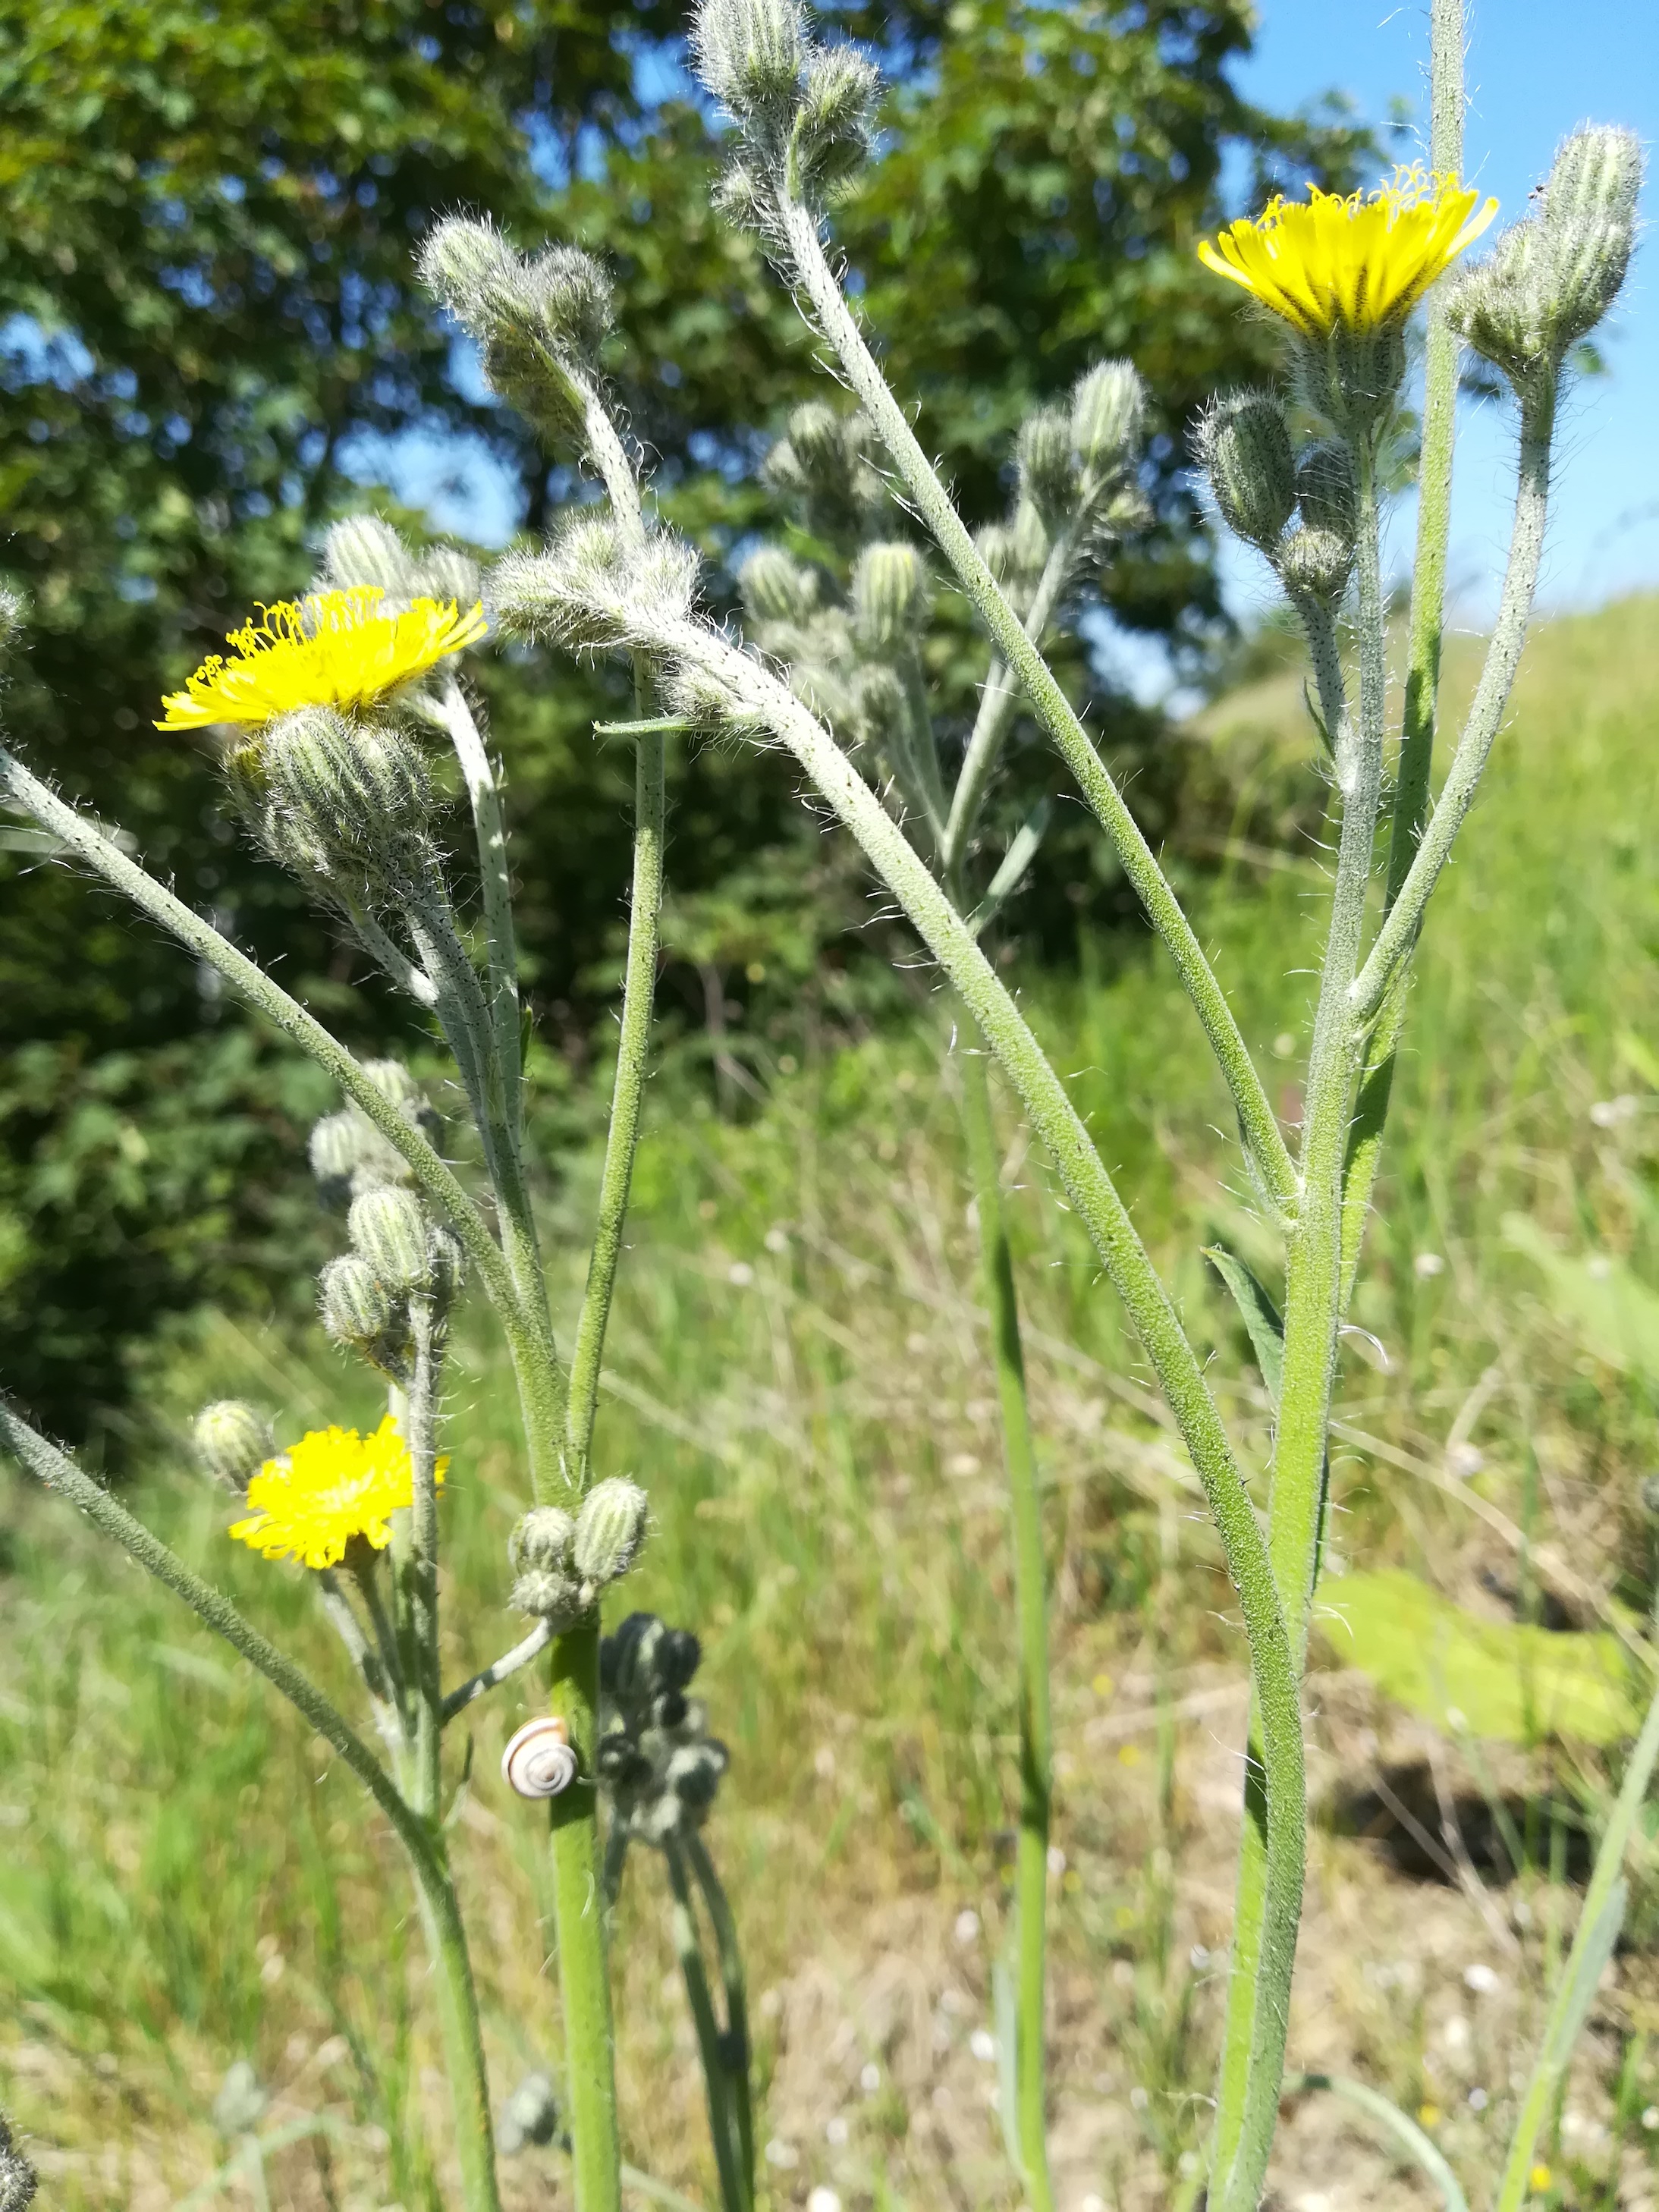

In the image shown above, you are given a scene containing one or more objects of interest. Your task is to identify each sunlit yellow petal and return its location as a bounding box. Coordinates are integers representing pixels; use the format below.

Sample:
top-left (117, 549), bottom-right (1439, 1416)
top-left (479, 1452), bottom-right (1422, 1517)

top-left (1196, 167), bottom-right (1498, 339)
top-left (156, 586), bottom-right (485, 733)
top-left (227, 1413), bottom-right (448, 1571)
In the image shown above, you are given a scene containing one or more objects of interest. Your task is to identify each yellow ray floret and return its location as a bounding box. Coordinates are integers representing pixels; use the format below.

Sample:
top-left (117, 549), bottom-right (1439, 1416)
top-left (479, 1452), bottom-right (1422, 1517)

top-left (1198, 166), bottom-right (1498, 338)
top-left (157, 586), bottom-right (486, 731)
top-left (228, 1414), bottom-right (448, 1570)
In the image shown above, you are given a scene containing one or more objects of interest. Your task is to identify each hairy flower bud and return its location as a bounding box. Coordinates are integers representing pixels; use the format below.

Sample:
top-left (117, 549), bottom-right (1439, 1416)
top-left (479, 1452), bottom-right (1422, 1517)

top-left (323, 516), bottom-right (419, 599)
top-left (763, 403), bottom-right (886, 541)
top-left (490, 520), bottom-right (699, 655)
top-left (349, 1186), bottom-right (433, 1294)
top-left (415, 546), bottom-right (484, 608)
top-left (193, 1400), bottom-right (273, 1493)
top-left (1197, 392), bottom-right (1297, 554)
top-left (1017, 405), bottom-right (1079, 518)
top-left (1276, 525), bottom-right (1354, 608)
top-left (263, 708), bottom-right (435, 891)
top-left (792, 46), bottom-right (880, 202)
top-left (1544, 124), bottom-right (1643, 234)
top-left (1295, 442), bottom-right (1358, 545)
top-left (850, 542), bottom-right (932, 652)
top-left (573, 1478), bottom-right (650, 1589)
top-left (318, 1253), bottom-right (403, 1362)
top-left (418, 220), bottom-right (615, 439)
top-left (740, 547), bottom-right (820, 626)
top-left (1071, 360), bottom-right (1145, 478)
top-left (510, 1505), bottom-right (577, 1576)
top-left (692, 0), bottom-right (806, 121)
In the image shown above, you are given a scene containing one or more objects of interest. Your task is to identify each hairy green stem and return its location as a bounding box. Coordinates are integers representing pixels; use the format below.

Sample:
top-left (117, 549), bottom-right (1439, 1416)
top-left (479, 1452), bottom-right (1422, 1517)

top-left (665, 1843), bottom-right (749, 2212)
top-left (1209, 458), bottom-right (1386, 2201)
top-left (566, 727), bottom-right (666, 1481)
top-left (0, 745), bottom-right (566, 1500)
top-left (956, 1019), bottom-right (1054, 2212)
top-left (1350, 383), bottom-right (1556, 1025)
top-left (0, 1403), bottom-right (503, 2212)
top-left (405, 1296), bottom-right (445, 1819)
top-left (683, 1833), bottom-right (755, 2210)
top-left (1337, 0), bottom-right (1464, 1298)
top-left (435, 676), bottom-right (524, 1147)
top-left (546, 1614), bottom-right (621, 2212)
top-left (656, 620), bottom-right (1304, 2205)
top-left (774, 197), bottom-right (1294, 1214)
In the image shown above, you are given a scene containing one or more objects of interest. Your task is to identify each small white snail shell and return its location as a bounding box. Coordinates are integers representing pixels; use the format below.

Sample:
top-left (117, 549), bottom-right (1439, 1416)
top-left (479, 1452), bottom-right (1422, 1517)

top-left (501, 1714), bottom-right (579, 1800)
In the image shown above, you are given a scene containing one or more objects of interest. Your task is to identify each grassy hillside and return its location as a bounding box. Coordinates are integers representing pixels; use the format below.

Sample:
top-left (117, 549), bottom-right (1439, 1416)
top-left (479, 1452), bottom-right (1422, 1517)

top-left (5, 594), bottom-right (1659, 2210)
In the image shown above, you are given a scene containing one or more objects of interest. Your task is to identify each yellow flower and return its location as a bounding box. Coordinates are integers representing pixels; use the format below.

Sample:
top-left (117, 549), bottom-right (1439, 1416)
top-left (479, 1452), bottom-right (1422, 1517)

top-left (228, 1414), bottom-right (448, 1570)
top-left (156, 587), bottom-right (486, 732)
top-left (1529, 2168), bottom-right (1552, 2195)
top-left (1198, 166), bottom-right (1498, 339)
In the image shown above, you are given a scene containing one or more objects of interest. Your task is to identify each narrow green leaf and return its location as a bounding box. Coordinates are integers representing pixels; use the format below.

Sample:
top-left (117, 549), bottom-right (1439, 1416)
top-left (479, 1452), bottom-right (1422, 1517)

top-left (1204, 1243), bottom-right (1285, 1406)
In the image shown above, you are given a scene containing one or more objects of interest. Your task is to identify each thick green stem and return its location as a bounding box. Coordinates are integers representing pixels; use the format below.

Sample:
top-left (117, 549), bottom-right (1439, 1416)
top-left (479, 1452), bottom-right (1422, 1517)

top-left (546, 1615), bottom-right (621, 2212)
top-left (683, 1833), bottom-right (756, 2210)
top-left (774, 198), bottom-right (1295, 1215)
top-left (656, 621), bottom-right (1304, 2208)
top-left (0, 746), bottom-right (567, 1500)
top-left (1350, 383), bottom-right (1557, 1026)
top-left (0, 1403), bottom-right (503, 2212)
top-left (1210, 459), bottom-right (1386, 2200)
top-left (1337, 0), bottom-right (1464, 1298)
top-left (665, 1843), bottom-right (749, 2212)
top-left (566, 727), bottom-right (666, 1481)
top-left (956, 1018), bottom-right (1053, 2212)
top-left (405, 1296), bottom-right (445, 1819)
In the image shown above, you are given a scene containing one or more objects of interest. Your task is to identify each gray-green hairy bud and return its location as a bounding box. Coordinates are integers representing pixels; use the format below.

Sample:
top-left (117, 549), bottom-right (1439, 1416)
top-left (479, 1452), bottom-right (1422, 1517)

top-left (692, 0), bottom-right (806, 121)
top-left (573, 1477), bottom-right (649, 1589)
top-left (850, 542), bottom-right (931, 652)
top-left (262, 708), bottom-right (434, 890)
top-left (349, 1186), bottom-right (433, 1294)
top-left (790, 46), bottom-right (880, 202)
top-left (323, 515), bottom-right (419, 599)
top-left (763, 402), bottom-right (886, 541)
top-left (510, 1505), bottom-right (578, 1576)
top-left (1276, 526), bottom-right (1354, 608)
top-left (1544, 124), bottom-right (1643, 234)
top-left (740, 547), bottom-right (820, 626)
top-left (1017, 405), bottom-right (1079, 517)
top-left (1296, 442), bottom-right (1358, 546)
top-left (1198, 391), bottom-right (1296, 554)
top-left (1071, 360), bottom-right (1145, 478)
top-left (193, 1400), bottom-right (273, 1492)
top-left (417, 221), bottom-right (614, 439)
top-left (318, 1254), bottom-right (403, 1361)
top-left (490, 520), bottom-right (699, 656)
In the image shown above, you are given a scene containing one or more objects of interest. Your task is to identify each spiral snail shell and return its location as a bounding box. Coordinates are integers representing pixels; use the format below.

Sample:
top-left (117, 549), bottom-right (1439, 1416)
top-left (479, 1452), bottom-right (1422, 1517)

top-left (501, 1714), bottom-right (579, 1799)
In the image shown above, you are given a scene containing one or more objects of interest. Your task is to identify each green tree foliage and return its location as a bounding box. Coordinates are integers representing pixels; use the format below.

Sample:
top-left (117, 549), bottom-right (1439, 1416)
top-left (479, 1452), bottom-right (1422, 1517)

top-left (0, 0), bottom-right (1367, 1443)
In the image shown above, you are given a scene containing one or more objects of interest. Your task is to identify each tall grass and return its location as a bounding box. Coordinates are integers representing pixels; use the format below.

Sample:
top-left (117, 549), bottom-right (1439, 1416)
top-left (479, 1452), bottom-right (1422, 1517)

top-left (5, 593), bottom-right (1659, 2208)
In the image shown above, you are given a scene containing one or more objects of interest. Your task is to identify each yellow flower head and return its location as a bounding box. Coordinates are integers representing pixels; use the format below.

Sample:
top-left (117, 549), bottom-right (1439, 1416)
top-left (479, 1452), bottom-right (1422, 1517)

top-left (228, 1414), bottom-right (447, 1570)
top-left (156, 587), bottom-right (486, 733)
top-left (1198, 166), bottom-right (1498, 339)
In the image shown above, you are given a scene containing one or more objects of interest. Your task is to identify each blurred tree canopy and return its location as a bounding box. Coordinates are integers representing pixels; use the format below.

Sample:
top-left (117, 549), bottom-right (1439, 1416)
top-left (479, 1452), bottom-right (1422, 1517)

top-left (0, 0), bottom-right (1368, 1444)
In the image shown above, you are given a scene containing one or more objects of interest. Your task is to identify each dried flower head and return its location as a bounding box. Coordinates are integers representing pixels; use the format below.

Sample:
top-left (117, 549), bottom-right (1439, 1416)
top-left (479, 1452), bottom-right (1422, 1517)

top-left (157, 589), bottom-right (485, 732)
top-left (228, 1415), bottom-right (446, 1569)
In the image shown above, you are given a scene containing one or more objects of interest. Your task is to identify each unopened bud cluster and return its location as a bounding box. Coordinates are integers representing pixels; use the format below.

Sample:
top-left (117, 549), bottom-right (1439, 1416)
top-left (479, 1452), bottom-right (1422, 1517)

top-left (419, 218), bottom-right (615, 443)
top-left (307, 1068), bottom-right (460, 1377)
top-left (595, 1610), bottom-right (729, 1846)
top-left (320, 514), bottom-right (482, 618)
top-left (1447, 126), bottom-right (1644, 406)
top-left (1199, 391), bottom-right (1357, 611)
top-left (691, 0), bottom-right (878, 216)
top-left (490, 517), bottom-right (701, 661)
top-left (507, 1477), bottom-right (649, 1624)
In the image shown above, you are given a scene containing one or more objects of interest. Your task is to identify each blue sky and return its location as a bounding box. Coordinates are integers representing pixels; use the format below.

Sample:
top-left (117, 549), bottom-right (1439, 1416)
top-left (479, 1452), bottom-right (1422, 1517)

top-left (1229, 0), bottom-right (1658, 628)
